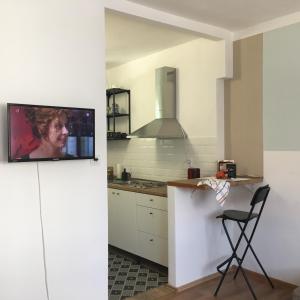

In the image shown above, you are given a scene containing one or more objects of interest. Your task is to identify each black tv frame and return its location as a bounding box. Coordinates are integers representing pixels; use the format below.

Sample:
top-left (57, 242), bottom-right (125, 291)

top-left (7, 103), bottom-right (96, 163)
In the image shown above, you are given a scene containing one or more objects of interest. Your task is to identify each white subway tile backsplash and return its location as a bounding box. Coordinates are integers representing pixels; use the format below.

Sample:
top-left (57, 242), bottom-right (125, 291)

top-left (107, 137), bottom-right (218, 182)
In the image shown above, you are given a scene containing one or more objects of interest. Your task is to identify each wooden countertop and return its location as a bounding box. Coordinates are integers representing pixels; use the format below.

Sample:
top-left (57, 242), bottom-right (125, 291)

top-left (167, 176), bottom-right (263, 190)
top-left (108, 183), bottom-right (167, 197)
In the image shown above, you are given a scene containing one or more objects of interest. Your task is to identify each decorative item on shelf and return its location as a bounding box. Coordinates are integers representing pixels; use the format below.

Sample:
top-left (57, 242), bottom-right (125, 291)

top-left (107, 131), bottom-right (114, 139)
top-left (107, 166), bottom-right (114, 181)
top-left (216, 170), bottom-right (226, 179)
top-left (227, 163), bottom-right (236, 178)
top-left (107, 131), bottom-right (128, 140)
top-left (112, 103), bottom-right (119, 114)
top-left (107, 106), bottom-right (111, 115)
top-left (216, 160), bottom-right (237, 179)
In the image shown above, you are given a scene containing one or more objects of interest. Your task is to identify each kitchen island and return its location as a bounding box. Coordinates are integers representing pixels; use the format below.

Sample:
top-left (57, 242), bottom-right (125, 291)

top-left (167, 177), bottom-right (263, 289)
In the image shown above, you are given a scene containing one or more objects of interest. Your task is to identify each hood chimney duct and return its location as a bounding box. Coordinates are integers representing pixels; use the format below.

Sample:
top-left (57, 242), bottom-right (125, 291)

top-left (130, 67), bottom-right (186, 139)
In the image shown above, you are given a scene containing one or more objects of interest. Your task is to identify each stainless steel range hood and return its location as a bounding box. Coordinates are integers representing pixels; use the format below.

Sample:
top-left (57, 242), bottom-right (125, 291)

top-left (129, 67), bottom-right (186, 139)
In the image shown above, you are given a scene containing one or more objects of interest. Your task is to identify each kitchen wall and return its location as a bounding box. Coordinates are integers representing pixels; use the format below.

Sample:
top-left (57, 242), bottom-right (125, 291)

top-left (0, 1), bottom-right (107, 300)
top-left (108, 137), bottom-right (217, 181)
top-left (107, 38), bottom-right (226, 181)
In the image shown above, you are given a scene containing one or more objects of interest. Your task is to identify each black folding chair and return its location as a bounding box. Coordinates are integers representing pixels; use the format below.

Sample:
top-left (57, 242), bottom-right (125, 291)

top-left (214, 185), bottom-right (274, 300)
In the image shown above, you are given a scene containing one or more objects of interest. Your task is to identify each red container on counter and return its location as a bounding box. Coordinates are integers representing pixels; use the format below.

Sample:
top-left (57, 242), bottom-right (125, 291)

top-left (188, 168), bottom-right (200, 179)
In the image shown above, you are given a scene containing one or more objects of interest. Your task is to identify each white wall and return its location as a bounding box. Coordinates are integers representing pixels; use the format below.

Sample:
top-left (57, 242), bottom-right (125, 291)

top-left (108, 137), bottom-right (217, 182)
top-left (243, 152), bottom-right (300, 285)
top-left (107, 39), bottom-right (225, 181)
top-left (0, 1), bottom-right (107, 300)
top-left (242, 24), bottom-right (300, 285)
top-left (107, 38), bottom-right (225, 137)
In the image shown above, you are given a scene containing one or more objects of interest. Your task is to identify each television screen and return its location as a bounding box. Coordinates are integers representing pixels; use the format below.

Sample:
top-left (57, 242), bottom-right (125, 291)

top-left (8, 103), bottom-right (95, 162)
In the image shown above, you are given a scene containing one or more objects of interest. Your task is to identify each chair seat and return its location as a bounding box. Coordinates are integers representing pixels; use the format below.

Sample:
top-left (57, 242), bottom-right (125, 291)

top-left (217, 210), bottom-right (258, 222)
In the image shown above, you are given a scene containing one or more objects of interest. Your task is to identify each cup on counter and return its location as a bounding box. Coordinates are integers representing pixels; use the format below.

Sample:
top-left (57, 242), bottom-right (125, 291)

top-left (116, 163), bottom-right (122, 179)
top-left (107, 166), bottom-right (114, 181)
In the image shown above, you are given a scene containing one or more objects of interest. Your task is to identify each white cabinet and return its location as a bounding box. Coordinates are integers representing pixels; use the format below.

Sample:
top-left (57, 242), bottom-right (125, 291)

top-left (108, 188), bottom-right (168, 266)
top-left (136, 193), bottom-right (168, 266)
top-left (108, 188), bottom-right (137, 255)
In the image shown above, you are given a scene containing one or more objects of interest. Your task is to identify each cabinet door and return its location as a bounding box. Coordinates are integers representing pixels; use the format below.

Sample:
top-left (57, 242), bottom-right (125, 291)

top-left (137, 231), bottom-right (168, 267)
top-left (136, 205), bottom-right (168, 239)
top-left (108, 188), bottom-right (119, 246)
top-left (108, 189), bottom-right (137, 254)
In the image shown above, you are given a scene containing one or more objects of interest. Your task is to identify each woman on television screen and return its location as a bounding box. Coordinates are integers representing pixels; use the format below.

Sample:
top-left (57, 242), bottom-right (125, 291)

top-left (25, 107), bottom-right (72, 159)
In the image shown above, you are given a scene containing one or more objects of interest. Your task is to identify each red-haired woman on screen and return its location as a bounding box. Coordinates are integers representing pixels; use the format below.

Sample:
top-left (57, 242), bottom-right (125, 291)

top-left (25, 108), bottom-right (71, 159)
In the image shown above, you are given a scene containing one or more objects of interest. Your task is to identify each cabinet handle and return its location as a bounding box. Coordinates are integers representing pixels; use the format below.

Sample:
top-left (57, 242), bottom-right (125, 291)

top-left (149, 239), bottom-right (154, 242)
top-left (149, 212), bottom-right (153, 215)
top-left (149, 199), bottom-right (154, 202)
top-left (116, 193), bottom-right (120, 196)
top-left (112, 192), bottom-right (115, 195)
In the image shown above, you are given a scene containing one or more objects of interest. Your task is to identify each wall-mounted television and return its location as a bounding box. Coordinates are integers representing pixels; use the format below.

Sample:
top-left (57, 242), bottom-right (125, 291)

top-left (7, 103), bottom-right (95, 162)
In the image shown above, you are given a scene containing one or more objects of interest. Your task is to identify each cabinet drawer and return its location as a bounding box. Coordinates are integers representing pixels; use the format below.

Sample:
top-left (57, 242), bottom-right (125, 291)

top-left (137, 231), bottom-right (168, 267)
top-left (136, 193), bottom-right (167, 211)
top-left (136, 205), bottom-right (168, 239)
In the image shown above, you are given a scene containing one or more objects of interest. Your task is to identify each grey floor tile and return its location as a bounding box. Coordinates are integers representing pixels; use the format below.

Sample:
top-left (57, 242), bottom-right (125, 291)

top-left (108, 246), bottom-right (168, 299)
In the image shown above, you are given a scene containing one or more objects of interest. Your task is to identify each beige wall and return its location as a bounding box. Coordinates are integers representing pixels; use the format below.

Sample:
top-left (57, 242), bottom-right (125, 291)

top-left (224, 34), bottom-right (263, 176)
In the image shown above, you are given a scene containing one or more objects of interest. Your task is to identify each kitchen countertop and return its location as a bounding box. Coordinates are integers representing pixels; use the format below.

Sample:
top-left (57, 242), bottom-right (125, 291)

top-left (167, 176), bottom-right (263, 189)
top-left (108, 182), bottom-right (167, 197)
top-left (108, 177), bottom-right (262, 196)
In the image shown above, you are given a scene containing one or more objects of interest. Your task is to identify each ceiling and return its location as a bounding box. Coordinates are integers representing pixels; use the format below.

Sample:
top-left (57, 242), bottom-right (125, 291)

top-left (106, 11), bottom-right (202, 69)
top-left (106, 1), bottom-right (300, 69)
top-left (127, 0), bottom-right (300, 31)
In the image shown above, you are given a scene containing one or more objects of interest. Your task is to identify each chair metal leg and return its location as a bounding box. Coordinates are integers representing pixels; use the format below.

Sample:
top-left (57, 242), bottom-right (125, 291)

top-left (234, 222), bottom-right (274, 289)
top-left (217, 256), bottom-right (233, 274)
top-left (239, 265), bottom-right (258, 300)
top-left (224, 221), bottom-right (258, 300)
top-left (214, 254), bottom-right (234, 296)
top-left (214, 219), bottom-right (247, 296)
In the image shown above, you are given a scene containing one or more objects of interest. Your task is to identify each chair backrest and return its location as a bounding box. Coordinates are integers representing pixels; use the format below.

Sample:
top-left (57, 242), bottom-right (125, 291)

top-left (250, 184), bottom-right (270, 206)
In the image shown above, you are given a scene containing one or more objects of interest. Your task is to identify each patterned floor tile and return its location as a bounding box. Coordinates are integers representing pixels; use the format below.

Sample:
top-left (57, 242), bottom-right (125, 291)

top-left (108, 246), bottom-right (168, 300)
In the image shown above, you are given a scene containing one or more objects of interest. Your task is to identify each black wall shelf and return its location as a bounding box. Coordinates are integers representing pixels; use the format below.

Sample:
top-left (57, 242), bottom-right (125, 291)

top-left (106, 88), bottom-right (131, 140)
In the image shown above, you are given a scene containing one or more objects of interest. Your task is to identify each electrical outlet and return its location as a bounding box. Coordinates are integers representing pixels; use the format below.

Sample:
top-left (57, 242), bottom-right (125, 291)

top-left (185, 159), bottom-right (192, 167)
